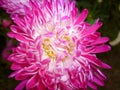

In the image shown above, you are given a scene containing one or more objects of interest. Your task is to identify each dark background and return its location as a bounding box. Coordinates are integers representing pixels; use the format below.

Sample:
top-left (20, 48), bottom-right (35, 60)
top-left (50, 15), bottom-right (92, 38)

top-left (0, 0), bottom-right (120, 90)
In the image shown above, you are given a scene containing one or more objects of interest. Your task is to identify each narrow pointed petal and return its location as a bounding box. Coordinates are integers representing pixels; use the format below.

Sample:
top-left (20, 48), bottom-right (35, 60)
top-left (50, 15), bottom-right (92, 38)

top-left (15, 80), bottom-right (27, 90)
top-left (90, 37), bottom-right (109, 45)
top-left (7, 32), bottom-right (30, 43)
top-left (82, 55), bottom-right (111, 69)
top-left (11, 25), bottom-right (25, 33)
top-left (74, 9), bottom-right (88, 25)
top-left (93, 76), bottom-right (104, 86)
top-left (92, 45), bottom-right (111, 53)
top-left (88, 82), bottom-right (98, 90)
top-left (26, 75), bottom-right (39, 89)
top-left (82, 22), bottom-right (102, 37)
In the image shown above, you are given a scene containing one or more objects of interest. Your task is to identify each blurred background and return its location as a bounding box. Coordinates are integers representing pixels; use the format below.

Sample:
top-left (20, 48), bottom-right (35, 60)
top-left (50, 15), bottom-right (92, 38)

top-left (0, 0), bottom-right (120, 90)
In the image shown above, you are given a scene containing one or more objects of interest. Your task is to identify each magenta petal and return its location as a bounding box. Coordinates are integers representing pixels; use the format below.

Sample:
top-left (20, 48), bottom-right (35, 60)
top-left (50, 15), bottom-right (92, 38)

top-left (74, 9), bottom-right (88, 25)
top-left (88, 82), bottom-right (98, 90)
top-left (93, 76), bottom-right (104, 86)
top-left (14, 34), bottom-right (28, 42)
top-left (93, 45), bottom-right (111, 53)
top-left (35, 35), bottom-right (42, 50)
top-left (97, 69), bottom-right (107, 80)
top-left (71, 7), bottom-right (78, 20)
top-left (101, 62), bottom-right (111, 69)
top-left (7, 32), bottom-right (29, 43)
top-left (15, 80), bottom-right (27, 90)
top-left (90, 37), bottom-right (109, 45)
top-left (15, 70), bottom-right (28, 80)
top-left (36, 80), bottom-right (46, 90)
top-left (82, 55), bottom-right (111, 69)
top-left (24, 64), bottom-right (38, 72)
top-left (11, 63), bottom-right (22, 70)
top-left (41, 58), bottom-right (50, 64)
top-left (26, 75), bottom-right (39, 89)
top-left (14, 16), bottom-right (25, 27)
top-left (11, 25), bottom-right (24, 33)
top-left (82, 22), bottom-right (102, 37)
top-left (8, 71), bottom-right (19, 78)
top-left (76, 50), bottom-right (81, 57)
top-left (94, 70), bottom-right (106, 80)
top-left (7, 32), bottom-right (16, 38)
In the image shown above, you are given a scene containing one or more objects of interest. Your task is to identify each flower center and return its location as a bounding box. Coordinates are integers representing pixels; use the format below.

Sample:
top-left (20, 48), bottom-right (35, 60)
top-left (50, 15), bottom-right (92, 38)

top-left (42, 32), bottom-right (75, 61)
top-left (42, 38), bottom-right (56, 58)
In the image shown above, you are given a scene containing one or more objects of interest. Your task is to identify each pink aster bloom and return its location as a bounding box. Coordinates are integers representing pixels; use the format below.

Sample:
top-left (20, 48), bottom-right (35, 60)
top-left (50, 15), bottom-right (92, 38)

top-left (7, 0), bottom-right (111, 90)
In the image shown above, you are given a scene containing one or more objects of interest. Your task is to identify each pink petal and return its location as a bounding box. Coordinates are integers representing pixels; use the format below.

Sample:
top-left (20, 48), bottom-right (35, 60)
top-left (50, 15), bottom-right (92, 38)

top-left (82, 55), bottom-right (111, 69)
top-left (88, 81), bottom-right (98, 90)
top-left (90, 37), bottom-right (109, 45)
top-left (15, 70), bottom-right (28, 80)
top-left (13, 16), bottom-right (25, 27)
top-left (71, 7), bottom-right (78, 21)
top-left (11, 63), bottom-right (22, 70)
top-left (11, 25), bottom-right (25, 33)
top-left (15, 80), bottom-right (27, 90)
top-left (36, 80), bottom-right (46, 90)
top-left (35, 35), bottom-right (42, 50)
top-left (8, 71), bottom-right (19, 78)
top-left (24, 64), bottom-right (38, 72)
top-left (92, 45), bottom-right (111, 53)
top-left (76, 50), bottom-right (81, 57)
top-left (7, 32), bottom-right (30, 43)
top-left (74, 9), bottom-right (88, 25)
top-left (82, 22), bottom-right (102, 37)
top-left (26, 75), bottom-right (39, 89)
top-left (41, 58), bottom-right (50, 64)
top-left (92, 66), bottom-right (107, 80)
top-left (93, 76), bottom-right (104, 86)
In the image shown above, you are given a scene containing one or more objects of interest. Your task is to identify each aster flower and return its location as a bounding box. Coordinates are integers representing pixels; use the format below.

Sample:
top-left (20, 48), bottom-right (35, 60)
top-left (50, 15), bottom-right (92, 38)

top-left (7, 0), bottom-right (111, 90)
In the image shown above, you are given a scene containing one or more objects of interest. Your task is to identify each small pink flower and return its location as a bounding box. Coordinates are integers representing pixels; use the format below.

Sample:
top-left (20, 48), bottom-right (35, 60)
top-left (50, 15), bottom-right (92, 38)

top-left (2, 19), bottom-right (12, 28)
top-left (7, 0), bottom-right (111, 90)
top-left (2, 40), bottom-right (14, 59)
top-left (0, 0), bottom-right (29, 18)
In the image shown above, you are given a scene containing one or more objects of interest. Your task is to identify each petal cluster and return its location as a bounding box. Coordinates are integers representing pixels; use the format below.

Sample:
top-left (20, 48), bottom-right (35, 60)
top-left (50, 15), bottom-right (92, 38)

top-left (7, 0), bottom-right (111, 90)
top-left (0, 0), bottom-right (29, 17)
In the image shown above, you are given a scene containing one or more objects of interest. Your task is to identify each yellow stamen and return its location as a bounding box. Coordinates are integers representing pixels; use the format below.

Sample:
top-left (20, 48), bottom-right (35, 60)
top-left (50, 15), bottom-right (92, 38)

top-left (42, 38), bottom-right (56, 58)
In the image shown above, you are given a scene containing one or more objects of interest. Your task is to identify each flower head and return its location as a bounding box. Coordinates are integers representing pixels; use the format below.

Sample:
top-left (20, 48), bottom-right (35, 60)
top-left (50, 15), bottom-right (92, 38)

top-left (7, 0), bottom-right (111, 90)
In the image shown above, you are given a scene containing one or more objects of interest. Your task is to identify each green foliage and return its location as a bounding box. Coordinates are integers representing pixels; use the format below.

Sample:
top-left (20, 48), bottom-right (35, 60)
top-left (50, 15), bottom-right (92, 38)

top-left (77, 0), bottom-right (120, 40)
